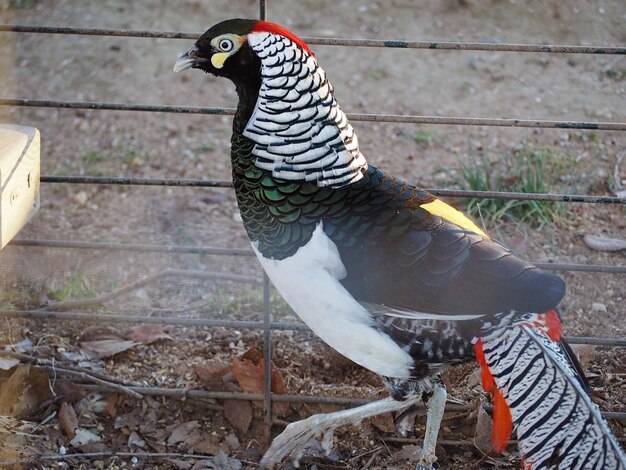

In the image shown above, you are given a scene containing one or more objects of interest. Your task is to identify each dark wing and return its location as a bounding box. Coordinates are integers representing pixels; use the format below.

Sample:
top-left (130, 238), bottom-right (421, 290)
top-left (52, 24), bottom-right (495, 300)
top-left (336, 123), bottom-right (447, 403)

top-left (324, 166), bottom-right (565, 316)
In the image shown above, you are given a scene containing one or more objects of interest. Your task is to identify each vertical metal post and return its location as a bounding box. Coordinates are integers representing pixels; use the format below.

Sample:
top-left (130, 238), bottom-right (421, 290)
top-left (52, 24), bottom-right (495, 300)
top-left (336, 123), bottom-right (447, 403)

top-left (259, 0), bottom-right (267, 21)
top-left (259, 0), bottom-right (271, 444)
top-left (262, 272), bottom-right (272, 443)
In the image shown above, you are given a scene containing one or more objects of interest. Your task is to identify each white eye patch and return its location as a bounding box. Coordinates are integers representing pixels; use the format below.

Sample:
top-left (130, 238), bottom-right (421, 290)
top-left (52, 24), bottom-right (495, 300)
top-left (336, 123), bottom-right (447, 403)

top-left (210, 34), bottom-right (245, 69)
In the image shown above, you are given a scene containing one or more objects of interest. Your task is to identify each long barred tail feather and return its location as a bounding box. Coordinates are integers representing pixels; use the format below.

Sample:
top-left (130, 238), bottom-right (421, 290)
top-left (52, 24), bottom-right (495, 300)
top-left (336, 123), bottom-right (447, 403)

top-left (558, 338), bottom-right (592, 393)
top-left (476, 320), bottom-right (626, 469)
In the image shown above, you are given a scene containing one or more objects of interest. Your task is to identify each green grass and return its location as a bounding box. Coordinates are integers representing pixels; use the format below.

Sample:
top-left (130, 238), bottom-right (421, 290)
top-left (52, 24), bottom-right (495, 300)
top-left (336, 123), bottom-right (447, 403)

top-left (85, 150), bottom-right (104, 164)
top-left (458, 147), bottom-right (572, 227)
top-left (605, 68), bottom-right (626, 82)
top-left (47, 269), bottom-right (95, 302)
top-left (204, 286), bottom-right (294, 320)
top-left (370, 68), bottom-right (388, 81)
top-left (10, 0), bottom-right (37, 7)
top-left (412, 130), bottom-right (435, 146)
top-left (193, 144), bottom-right (216, 154)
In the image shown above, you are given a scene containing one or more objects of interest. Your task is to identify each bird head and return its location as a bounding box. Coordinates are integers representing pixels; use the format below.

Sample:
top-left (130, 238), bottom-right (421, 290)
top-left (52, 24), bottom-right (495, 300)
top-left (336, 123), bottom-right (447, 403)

top-left (174, 19), bottom-right (367, 188)
top-left (173, 18), bottom-right (314, 84)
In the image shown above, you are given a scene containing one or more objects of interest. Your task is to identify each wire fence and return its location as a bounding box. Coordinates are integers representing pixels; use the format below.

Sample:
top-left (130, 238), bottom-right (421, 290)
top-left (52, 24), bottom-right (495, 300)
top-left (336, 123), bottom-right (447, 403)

top-left (1, 2), bottom-right (625, 460)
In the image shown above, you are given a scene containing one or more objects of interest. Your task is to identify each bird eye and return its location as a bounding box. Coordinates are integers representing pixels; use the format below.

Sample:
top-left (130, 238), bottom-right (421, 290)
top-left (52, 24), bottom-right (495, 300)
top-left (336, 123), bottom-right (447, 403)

top-left (218, 38), bottom-right (235, 52)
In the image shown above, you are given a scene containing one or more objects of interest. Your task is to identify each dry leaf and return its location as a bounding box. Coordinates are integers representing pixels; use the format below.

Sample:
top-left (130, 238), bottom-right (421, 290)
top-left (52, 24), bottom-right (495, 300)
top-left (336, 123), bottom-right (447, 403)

top-left (106, 394), bottom-right (119, 418)
top-left (58, 402), bottom-right (78, 439)
top-left (53, 380), bottom-right (85, 405)
top-left (191, 434), bottom-right (222, 455)
top-left (0, 357), bottom-right (20, 370)
top-left (225, 433), bottom-right (240, 450)
top-left (130, 324), bottom-right (173, 344)
top-left (193, 360), bottom-right (231, 388)
top-left (231, 356), bottom-right (260, 393)
top-left (0, 364), bottom-right (53, 418)
top-left (114, 407), bottom-right (144, 431)
top-left (223, 399), bottom-right (253, 433)
top-left (80, 339), bottom-right (137, 359)
top-left (128, 431), bottom-right (146, 449)
top-left (466, 368), bottom-right (482, 389)
top-left (3, 338), bottom-right (34, 354)
top-left (583, 234), bottom-right (626, 252)
top-left (369, 412), bottom-right (395, 433)
top-left (236, 348), bottom-right (290, 413)
top-left (0, 416), bottom-right (42, 462)
top-left (79, 326), bottom-right (127, 342)
top-left (167, 420), bottom-right (201, 448)
top-left (570, 344), bottom-right (597, 369)
top-left (474, 406), bottom-right (494, 454)
top-left (242, 348), bottom-right (263, 362)
top-left (168, 460), bottom-right (193, 470)
top-left (231, 348), bottom-right (289, 417)
top-left (392, 444), bottom-right (422, 464)
top-left (211, 451), bottom-right (242, 470)
top-left (69, 428), bottom-right (101, 447)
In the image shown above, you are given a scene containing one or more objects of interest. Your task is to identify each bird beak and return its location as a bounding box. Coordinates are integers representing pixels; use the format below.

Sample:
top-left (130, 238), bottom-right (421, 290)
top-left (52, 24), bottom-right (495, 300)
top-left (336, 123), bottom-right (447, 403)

top-left (173, 45), bottom-right (207, 73)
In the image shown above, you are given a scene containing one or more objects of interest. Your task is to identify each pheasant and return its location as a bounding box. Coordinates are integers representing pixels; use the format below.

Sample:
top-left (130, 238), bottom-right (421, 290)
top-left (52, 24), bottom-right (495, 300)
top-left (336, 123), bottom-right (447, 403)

top-left (174, 19), bottom-right (626, 469)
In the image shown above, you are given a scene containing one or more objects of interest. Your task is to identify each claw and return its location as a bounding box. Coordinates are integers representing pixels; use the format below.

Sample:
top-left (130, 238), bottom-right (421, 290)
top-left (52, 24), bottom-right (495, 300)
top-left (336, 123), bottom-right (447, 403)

top-left (321, 429), bottom-right (334, 454)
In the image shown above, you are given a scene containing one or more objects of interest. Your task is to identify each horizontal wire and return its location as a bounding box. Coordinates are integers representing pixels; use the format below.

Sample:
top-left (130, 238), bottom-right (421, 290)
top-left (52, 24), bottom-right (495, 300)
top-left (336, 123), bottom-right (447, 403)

top-left (74, 385), bottom-right (625, 422)
top-left (41, 175), bottom-right (234, 187)
top-left (9, 238), bottom-right (626, 274)
top-left (2, 98), bottom-right (625, 131)
top-left (11, 238), bottom-right (255, 256)
top-left (38, 175), bottom-right (626, 205)
top-left (1, 24), bottom-right (625, 55)
top-left (1, 309), bottom-right (624, 347)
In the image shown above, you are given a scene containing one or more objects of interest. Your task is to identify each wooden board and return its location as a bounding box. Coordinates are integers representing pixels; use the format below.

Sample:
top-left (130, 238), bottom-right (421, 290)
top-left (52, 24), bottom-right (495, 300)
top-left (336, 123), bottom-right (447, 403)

top-left (0, 124), bottom-right (40, 250)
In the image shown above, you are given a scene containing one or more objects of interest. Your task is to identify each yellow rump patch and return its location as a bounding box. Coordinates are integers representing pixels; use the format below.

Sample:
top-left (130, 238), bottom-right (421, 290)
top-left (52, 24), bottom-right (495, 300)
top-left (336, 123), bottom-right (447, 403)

top-left (421, 199), bottom-right (489, 238)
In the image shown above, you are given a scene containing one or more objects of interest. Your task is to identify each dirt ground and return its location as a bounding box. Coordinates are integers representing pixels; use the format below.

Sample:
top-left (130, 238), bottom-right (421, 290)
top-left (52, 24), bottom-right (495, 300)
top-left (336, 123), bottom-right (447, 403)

top-left (0, 0), bottom-right (625, 468)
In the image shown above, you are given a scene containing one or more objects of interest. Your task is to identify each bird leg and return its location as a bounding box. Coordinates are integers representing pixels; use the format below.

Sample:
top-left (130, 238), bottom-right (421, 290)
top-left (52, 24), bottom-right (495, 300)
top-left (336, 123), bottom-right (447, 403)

top-left (260, 396), bottom-right (420, 468)
top-left (416, 384), bottom-right (447, 470)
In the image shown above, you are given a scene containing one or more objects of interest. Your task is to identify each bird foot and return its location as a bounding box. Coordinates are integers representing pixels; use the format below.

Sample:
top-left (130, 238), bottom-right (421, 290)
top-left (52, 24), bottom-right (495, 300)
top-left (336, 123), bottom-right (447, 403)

top-left (416, 446), bottom-right (437, 469)
top-left (260, 415), bottom-right (338, 468)
top-left (260, 397), bottom-right (419, 468)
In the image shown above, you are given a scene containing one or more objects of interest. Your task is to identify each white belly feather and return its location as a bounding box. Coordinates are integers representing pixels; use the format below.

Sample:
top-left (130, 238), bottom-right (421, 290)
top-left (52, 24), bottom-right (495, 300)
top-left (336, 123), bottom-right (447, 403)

top-left (251, 223), bottom-right (413, 378)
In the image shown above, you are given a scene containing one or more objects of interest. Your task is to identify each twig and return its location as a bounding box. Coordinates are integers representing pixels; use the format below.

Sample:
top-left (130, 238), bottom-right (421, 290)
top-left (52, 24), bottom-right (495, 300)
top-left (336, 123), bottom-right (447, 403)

top-left (362, 448), bottom-right (383, 469)
top-left (38, 365), bottom-right (143, 399)
top-left (182, 396), bottom-right (223, 411)
top-left (43, 268), bottom-right (262, 311)
top-left (0, 350), bottom-right (143, 387)
top-left (350, 445), bottom-right (383, 462)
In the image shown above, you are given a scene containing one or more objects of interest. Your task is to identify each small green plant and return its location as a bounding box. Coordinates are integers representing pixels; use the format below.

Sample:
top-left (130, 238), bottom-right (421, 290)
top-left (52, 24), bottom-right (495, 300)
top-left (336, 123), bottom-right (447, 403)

top-left (458, 147), bottom-right (570, 227)
top-left (175, 224), bottom-right (195, 244)
top-left (203, 286), bottom-right (294, 320)
top-left (47, 269), bottom-right (94, 302)
top-left (370, 68), bottom-right (388, 81)
top-left (85, 150), bottom-right (104, 164)
top-left (605, 68), bottom-right (625, 82)
top-left (110, 141), bottom-right (151, 167)
top-left (193, 144), bottom-right (216, 154)
top-left (412, 130), bottom-right (435, 146)
top-left (10, 0), bottom-right (37, 8)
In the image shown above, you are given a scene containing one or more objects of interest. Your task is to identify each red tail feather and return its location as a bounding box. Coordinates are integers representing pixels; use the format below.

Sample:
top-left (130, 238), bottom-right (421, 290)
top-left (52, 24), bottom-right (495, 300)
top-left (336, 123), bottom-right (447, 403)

top-left (475, 338), bottom-right (513, 452)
